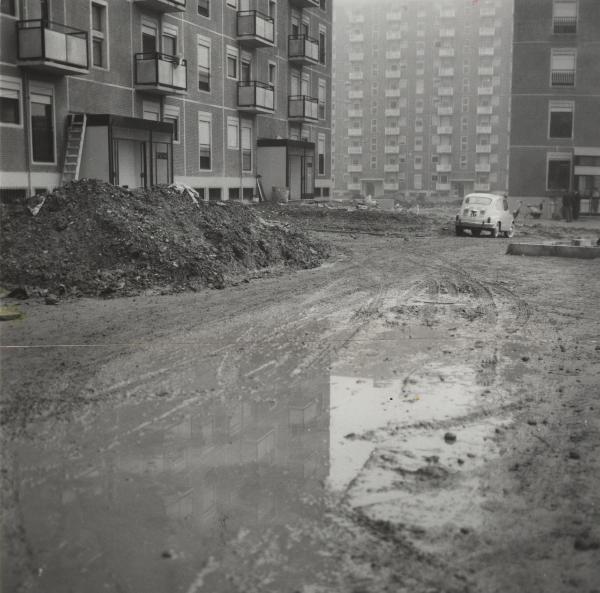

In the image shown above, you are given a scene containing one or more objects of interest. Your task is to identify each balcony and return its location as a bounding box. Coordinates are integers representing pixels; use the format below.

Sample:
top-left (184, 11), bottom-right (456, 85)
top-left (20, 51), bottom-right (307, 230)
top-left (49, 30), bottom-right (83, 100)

top-left (289, 0), bottom-right (320, 8)
top-left (348, 183), bottom-right (361, 191)
top-left (237, 81), bottom-right (274, 113)
top-left (385, 145), bottom-right (400, 154)
top-left (477, 86), bottom-right (494, 95)
top-left (480, 7), bottom-right (496, 16)
top-left (479, 47), bottom-right (494, 56)
top-left (386, 30), bottom-right (403, 40)
top-left (479, 27), bottom-right (496, 36)
top-left (349, 71), bottom-right (364, 80)
top-left (478, 66), bottom-right (494, 76)
top-left (348, 146), bottom-right (362, 154)
top-left (438, 87), bottom-right (454, 96)
top-left (436, 182), bottom-right (451, 191)
top-left (438, 106), bottom-right (453, 115)
top-left (476, 144), bottom-right (492, 153)
top-left (349, 32), bottom-right (364, 42)
top-left (474, 183), bottom-right (491, 191)
top-left (385, 108), bottom-right (401, 116)
top-left (134, 52), bottom-right (187, 94)
top-left (349, 52), bottom-right (364, 61)
top-left (288, 34), bottom-right (319, 64)
top-left (384, 164), bottom-right (400, 172)
top-left (348, 164), bottom-right (363, 172)
top-left (348, 109), bottom-right (363, 118)
top-left (437, 145), bottom-right (452, 154)
top-left (439, 47), bottom-right (455, 57)
top-left (475, 163), bottom-right (491, 172)
top-left (477, 105), bottom-right (493, 114)
top-left (553, 16), bottom-right (577, 34)
top-left (551, 70), bottom-right (575, 87)
top-left (386, 50), bottom-right (402, 59)
top-left (436, 163), bottom-right (452, 173)
top-left (385, 88), bottom-right (401, 97)
top-left (349, 14), bottom-right (365, 23)
top-left (384, 182), bottom-right (399, 191)
top-left (439, 29), bottom-right (455, 37)
top-left (237, 11), bottom-right (274, 48)
top-left (476, 125), bottom-right (492, 134)
top-left (386, 12), bottom-right (403, 21)
top-left (385, 70), bottom-right (401, 78)
top-left (439, 67), bottom-right (454, 77)
top-left (348, 90), bottom-right (363, 99)
top-left (16, 19), bottom-right (89, 75)
top-left (437, 126), bottom-right (453, 134)
top-left (288, 95), bottom-right (318, 122)
top-left (134, 0), bottom-right (185, 12)
top-left (348, 128), bottom-right (363, 136)
top-left (385, 127), bottom-right (400, 135)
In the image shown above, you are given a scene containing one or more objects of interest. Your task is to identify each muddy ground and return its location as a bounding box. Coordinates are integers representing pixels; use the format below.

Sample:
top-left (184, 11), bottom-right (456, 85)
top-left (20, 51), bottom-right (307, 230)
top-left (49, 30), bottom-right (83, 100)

top-left (1, 207), bottom-right (600, 593)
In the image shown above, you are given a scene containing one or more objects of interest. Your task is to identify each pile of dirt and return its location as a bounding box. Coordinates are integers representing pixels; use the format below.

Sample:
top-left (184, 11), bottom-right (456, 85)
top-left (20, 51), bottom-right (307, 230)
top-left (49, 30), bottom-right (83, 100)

top-left (0, 180), bottom-right (330, 297)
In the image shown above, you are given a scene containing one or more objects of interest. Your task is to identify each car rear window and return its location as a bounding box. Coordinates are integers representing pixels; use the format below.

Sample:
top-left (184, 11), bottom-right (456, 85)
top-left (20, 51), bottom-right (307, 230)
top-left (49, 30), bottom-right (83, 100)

top-left (465, 196), bottom-right (492, 205)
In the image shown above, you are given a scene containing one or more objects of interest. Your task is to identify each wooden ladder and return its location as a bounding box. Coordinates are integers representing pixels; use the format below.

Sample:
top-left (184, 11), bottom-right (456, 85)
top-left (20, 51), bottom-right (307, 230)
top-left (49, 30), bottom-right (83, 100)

top-left (61, 113), bottom-right (87, 185)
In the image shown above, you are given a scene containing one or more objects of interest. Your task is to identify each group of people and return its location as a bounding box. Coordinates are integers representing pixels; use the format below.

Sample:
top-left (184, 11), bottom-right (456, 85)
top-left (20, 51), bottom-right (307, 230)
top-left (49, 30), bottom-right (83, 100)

top-left (561, 187), bottom-right (600, 221)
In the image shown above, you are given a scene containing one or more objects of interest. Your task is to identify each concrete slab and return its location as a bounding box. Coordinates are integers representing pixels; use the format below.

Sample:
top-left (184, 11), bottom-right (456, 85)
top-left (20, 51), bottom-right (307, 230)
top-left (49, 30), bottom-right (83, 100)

top-left (507, 241), bottom-right (600, 259)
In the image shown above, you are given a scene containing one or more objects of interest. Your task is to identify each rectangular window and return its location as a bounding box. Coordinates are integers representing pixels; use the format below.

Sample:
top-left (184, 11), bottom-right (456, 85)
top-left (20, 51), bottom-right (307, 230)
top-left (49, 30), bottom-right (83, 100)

top-left (198, 0), bottom-right (209, 17)
top-left (226, 47), bottom-right (238, 80)
top-left (319, 29), bottom-right (326, 64)
top-left (549, 101), bottom-right (574, 138)
top-left (551, 48), bottom-right (576, 86)
top-left (227, 117), bottom-right (239, 149)
top-left (547, 156), bottom-right (571, 190)
top-left (30, 91), bottom-right (54, 163)
top-left (198, 40), bottom-right (210, 91)
top-left (1, 0), bottom-right (17, 15)
top-left (163, 104), bottom-right (180, 142)
top-left (241, 123), bottom-right (252, 171)
top-left (553, 0), bottom-right (577, 33)
top-left (0, 77), bottom-right (21, 125)
top-left (268, 63), bottom-right (276, 86)
top-left (91, 2), bottom-right (107, 69)
top-left (318, 134), bottom-right (325, 175)
top-left (198, 115), bottom-right (211, 170)
top-left (318, 79), bottom-right (326, 119)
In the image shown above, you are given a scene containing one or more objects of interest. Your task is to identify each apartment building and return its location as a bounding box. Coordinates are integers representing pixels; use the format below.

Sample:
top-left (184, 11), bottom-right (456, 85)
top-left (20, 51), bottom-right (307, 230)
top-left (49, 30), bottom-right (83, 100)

top-left (0, 0), bottom-right (332, 201)
top-left (509, 0), bottom-right (600, 212)
top-left (332, 0), bottom-right (512, 198)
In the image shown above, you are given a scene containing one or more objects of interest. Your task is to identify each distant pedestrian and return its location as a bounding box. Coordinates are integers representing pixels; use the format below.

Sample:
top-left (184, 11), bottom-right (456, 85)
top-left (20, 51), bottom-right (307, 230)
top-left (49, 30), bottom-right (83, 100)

top-left (572, 190), bottom-right (581, 220)
top-left (562, 190), bottom-right (573, 222)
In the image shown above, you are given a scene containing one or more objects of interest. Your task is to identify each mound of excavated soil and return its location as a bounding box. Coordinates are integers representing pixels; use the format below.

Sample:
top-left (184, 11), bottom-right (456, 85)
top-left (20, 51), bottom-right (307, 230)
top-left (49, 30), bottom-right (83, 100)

top-left (0, 180), bottom-right (330, 297)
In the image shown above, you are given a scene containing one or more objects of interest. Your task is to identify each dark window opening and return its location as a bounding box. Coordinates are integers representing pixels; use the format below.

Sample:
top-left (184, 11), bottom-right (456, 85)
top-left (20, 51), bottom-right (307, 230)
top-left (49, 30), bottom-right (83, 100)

top-left (318, 153), bottom-right (325, 175)
top-left (243, 187), bottom-right (254, 200)
top-left (31, 100), bottom-right (54, 163)
top-left (0, 188), bottom-right (26, 203)
top-left (200, 145), bottom-right (211, 170)
top-left (242, 149), bottom-right (252, 171)
top-left (163, 116), bottom-right (179, 142)
top-left (0, 0), bottom-right (16, 15)
top-left (208, 188), bottom-right (221, 201)
top-left (194, 188), bottom-right (205, 200)
top-left (549, 110), bottom-right (572, 138)
top-left (320, 0), bottom-right (326, 9)
top-left (547, 159), bottom-right (571, 190)
top-left (228, 188), bottom-right (240, 200)
top-left (319, 32), bottom-right (326, 64)
top-left (0, 96), bottom-right (19, 124)
top-left (322, 187), bottom-right (330, 197)
top-left (199, 66), bottom-right (210, 91)
top-left (198, 0), bottom-right (209, 17)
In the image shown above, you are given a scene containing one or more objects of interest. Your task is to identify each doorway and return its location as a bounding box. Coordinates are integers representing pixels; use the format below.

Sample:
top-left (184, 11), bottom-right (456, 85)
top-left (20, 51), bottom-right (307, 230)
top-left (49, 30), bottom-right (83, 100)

top-left (114, 139), bottom-right (146, 188)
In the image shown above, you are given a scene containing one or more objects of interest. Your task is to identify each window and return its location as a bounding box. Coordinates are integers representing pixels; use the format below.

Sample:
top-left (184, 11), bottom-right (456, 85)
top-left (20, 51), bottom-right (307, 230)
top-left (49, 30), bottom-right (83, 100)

top-left (553, 0), bottom-right (577, 33)
top-left (268, 63), bottom-right (276, 86)
top-left (318, 79), bottom-right (326, 120)
top-left (547, 155), bottom-right (571, 190)
top-left (91, 2), bottom-right (107, 68)
top-left (549, 101), bottom-right (574, 138)
top-left (320, 0), bottom-right (326, 9)
top-left (551, 48), bottom-right (576, 86)
top-left (198, 0), bottom-right (209, 17)
top-left (227, 117), bottom-right (239, 149)
top-left (198, 115), bottom-right (211, 170)
top-left (226, 48), bottom-right (238, 79)
top-left (198, 39), bottom-right (210, 91)
top-left (319, 28), bottom-right (326, 64)
top-left (0, 77), bottom-right (21, 125)
top-left (241, 122), bottom-right (252, 171)
top-left (0, 0), bottom-right (16, 15)
top-left (163, 105), bottom-right (180, 142)
top-left (414, 174), bottom-right (422, 189)
top-left (318, 134), bottom-right (325, 175)
top-left (143, 100), bottom-right (160, 121)
top-left (30, 90), bottom-right (54, 163)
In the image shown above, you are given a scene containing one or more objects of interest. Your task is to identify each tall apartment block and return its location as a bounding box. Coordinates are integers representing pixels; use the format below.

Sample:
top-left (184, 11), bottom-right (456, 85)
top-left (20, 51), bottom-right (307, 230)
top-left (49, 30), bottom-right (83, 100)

top-left (332, 0), bottom-right (512, 198)
top-left (0, 0), bottom-right (332, 201)
top-left (509, 0), bottom-right (600, 209)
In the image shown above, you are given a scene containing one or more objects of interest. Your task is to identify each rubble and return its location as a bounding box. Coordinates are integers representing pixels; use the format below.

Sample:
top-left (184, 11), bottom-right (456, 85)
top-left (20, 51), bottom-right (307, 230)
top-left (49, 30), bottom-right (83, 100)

top-left (0, 179), bottom-right (330, 298)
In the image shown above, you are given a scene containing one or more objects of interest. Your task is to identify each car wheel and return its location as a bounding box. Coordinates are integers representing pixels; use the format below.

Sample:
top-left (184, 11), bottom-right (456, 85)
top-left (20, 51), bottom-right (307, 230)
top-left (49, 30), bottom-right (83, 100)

top-left (503, 226), bottom-right (514, 238)
top-left (471, 229), bottom-right (481, 237)
top-left (490, 223), bottom-right (500, 238)
top-left (455, 225), bottom-right (463, 236)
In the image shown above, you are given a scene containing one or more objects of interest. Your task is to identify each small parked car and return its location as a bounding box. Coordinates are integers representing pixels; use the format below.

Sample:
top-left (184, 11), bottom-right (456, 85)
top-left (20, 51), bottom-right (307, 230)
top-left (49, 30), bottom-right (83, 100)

top-left (455, 193), bottom-right (515, 238)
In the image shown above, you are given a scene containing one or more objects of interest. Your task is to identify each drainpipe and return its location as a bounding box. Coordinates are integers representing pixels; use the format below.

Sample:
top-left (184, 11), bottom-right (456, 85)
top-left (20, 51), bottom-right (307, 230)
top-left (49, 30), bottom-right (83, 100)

top-left (22, 71), bottom-right (33, 197)
top-left (239, 113), bottom-right (243, 201)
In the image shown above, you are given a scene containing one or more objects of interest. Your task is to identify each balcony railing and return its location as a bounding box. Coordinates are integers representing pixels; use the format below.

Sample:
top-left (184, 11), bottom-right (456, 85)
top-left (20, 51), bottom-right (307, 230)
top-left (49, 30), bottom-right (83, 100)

top-left (436, 182), bottom-right (451, 191)
top-left (134, 0), bottom-right (185, 12)
top-left (135, 52), bottom-right (187, 94)
top-left (288, 34), bottom-right (319, 63)
top-left (348, 146), bottom-right (362, 154)
top-left (384, 164), bottom-right (400, 172)
top-left (384, 182), bottom-right (399, 191)
top-left (477, 105), bottom-right (493, 114)
top-left (386, 50), bottom-right (402, 59)
top-left (348, 164), bottom-right (362, 172)
top-left (477, 86), bottom-right (494, 95)
top-left (348, 90), bottom-right (363, 99)
top-left (437, 126), bottom-right (453, 134)
top-left (385, 88), bottom-right (401, 97)
top-left (237, 81), bottom-right (274, 113)
top-left (479, 47), bottom-right (494, 56)
top-left (476, 145), bottom-right (492, 153)
top-left (288, 95), bottom-right (318, 121)
top-left (385, 108), bottom-right (401, 116)
top-left (476, 125), bottom-right (492, 134)
top-left (349, 71), bottom-right (363, 80)
top-left (348, 109), bottom-right (363, 117)
top-left (474, 183), bottom-right (491, 191)
top-left (289, 0), bottom-right (319, 8)
top-left (385, 127), bottom-right (400, 135)
top-left (16, 19), bottom-right (89, 74)
top-left (475, 163), bottom-right (491, 172)
top-left (349, 52), bottom-right (364, 61)
top-left (437, 164), bottom-right (452, 173)
top-left (437, 145), bottom-right (452, 154)
top-left (438, 106), bottom-right (453, 115)
top-left (553, 16), bottom-right (577, 34)
top-left (551, 70), bottom-right (575, 86)
top-left (348, 128), bottom-right (363, 136)
top-left (384, 145), bottom-right (400, 154)
top-left (237, 11), bottom-right (274, 47)
top-left (439, 47), bottom-right (455, 57)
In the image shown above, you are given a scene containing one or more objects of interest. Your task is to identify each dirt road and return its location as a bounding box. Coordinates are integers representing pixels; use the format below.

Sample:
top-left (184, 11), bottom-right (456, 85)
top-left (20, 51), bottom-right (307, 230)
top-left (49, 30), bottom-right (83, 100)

top-left (2, 212), bottom-right (600, 593)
